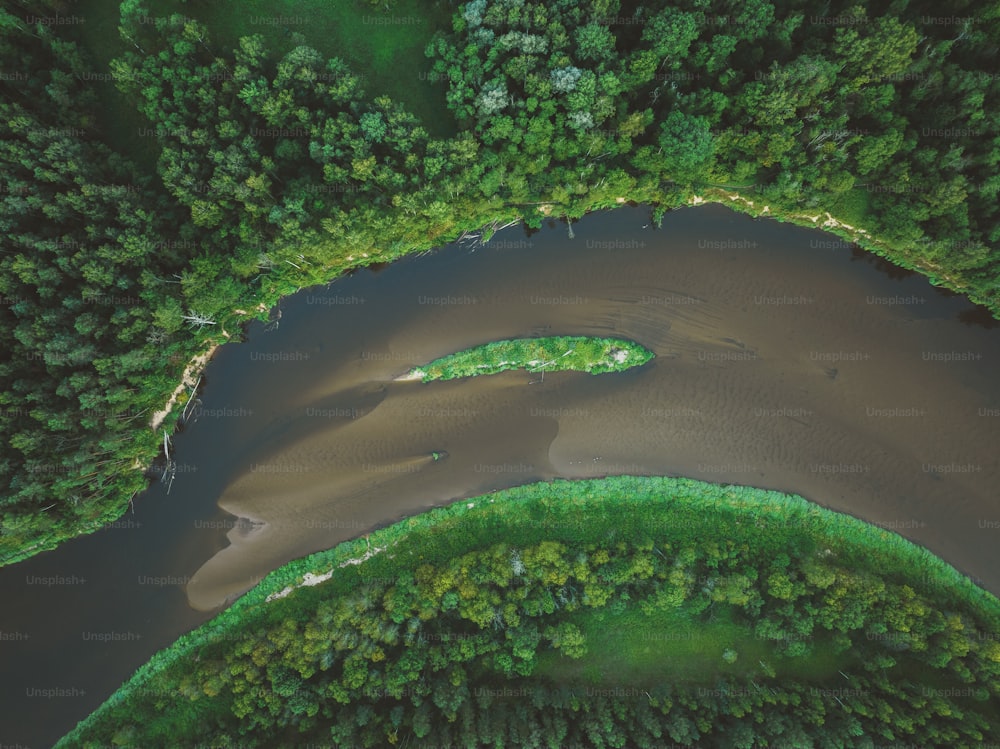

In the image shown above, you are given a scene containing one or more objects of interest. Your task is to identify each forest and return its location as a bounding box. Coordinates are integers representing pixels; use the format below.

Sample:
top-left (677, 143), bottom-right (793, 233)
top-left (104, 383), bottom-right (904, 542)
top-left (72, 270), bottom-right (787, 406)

top-left (1, 0), bottom-right (999, 599)
top-left (57, 476), bottom-right (1000, 747)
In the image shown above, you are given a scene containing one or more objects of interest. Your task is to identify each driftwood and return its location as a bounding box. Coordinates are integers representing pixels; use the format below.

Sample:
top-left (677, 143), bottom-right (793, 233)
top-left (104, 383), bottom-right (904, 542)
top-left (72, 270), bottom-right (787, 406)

top-left (181, 375), bottom-right (202, 422)
top-left (161, 430), bottom-right (176, 494)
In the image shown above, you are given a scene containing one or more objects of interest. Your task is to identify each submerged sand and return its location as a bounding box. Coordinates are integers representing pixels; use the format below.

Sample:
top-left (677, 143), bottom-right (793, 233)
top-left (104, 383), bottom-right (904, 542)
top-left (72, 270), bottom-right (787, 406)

top-left (183, 205), bottom-right (1000, 609)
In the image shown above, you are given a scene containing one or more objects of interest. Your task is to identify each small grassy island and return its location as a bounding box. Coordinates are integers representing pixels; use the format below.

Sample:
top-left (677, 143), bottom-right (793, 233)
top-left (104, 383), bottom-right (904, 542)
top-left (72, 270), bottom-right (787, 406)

top-left (59, 476), bottom-right (1000, 748)
top-left (400, 335), bottom-right (655, 382)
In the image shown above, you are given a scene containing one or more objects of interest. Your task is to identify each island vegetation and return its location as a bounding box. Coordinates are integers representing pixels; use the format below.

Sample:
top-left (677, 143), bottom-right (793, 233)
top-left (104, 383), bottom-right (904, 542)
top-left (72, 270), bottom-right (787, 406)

top-left (2, 0), bottom-right (999, 582)
top-left (58, 476), bottom-right (1000, 748)
top-left (401, 336), bottom-right (654, 382)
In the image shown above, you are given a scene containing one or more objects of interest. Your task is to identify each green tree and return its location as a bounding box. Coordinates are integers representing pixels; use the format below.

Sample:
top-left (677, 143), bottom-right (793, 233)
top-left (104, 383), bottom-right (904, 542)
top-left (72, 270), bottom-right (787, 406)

top-left (657, 111), bottom-right (715, 182)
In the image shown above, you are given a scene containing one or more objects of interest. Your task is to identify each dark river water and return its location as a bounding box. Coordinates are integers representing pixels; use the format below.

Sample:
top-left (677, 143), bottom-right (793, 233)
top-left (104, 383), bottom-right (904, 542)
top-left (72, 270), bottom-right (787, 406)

top-left (2, 204), bottom-right (999, 747)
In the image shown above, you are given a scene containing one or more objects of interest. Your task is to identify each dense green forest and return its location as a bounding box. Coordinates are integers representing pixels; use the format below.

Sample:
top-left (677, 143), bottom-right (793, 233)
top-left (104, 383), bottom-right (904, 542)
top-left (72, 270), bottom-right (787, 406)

top-left (0, 0), bottom-right (207, 559)
top-left (58, 476), bottom-right (1000, 747)
top-left (2, 0), bottom-right (999, 570)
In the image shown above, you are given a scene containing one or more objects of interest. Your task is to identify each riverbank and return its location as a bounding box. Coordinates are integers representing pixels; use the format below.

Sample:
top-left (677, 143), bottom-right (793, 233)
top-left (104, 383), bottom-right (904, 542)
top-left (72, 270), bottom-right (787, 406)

top-left (685, 188), bottom-right (973, 296)
top-left (148, 344), bottom-right (221, 432)
top-left (57, 475), bottom-right (1000, 747)
top-left (398, 335), bottom-right (655, 383)
top-left (0, 190), bottom-right (990, 573)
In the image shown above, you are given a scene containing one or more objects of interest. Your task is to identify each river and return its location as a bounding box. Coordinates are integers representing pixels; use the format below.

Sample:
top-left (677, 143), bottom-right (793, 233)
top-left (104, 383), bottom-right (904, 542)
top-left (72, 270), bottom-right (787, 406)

top-left (2, 204), bottom-right (998, 747)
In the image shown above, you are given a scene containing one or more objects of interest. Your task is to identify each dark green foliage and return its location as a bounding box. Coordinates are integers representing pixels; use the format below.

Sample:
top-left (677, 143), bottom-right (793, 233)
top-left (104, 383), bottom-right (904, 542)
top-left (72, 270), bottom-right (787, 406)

top-left (427, 0), bottom-right (1000, 307)
top-left (0, 1), bottom-right (223, 560)
top-left (56, 476), bottom-right (1000, 747)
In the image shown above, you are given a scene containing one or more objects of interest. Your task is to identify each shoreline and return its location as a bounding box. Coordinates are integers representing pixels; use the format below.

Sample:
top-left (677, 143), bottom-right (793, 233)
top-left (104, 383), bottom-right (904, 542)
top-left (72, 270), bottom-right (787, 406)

top-left (684, 189), bottom-right (967, 292)
top-left (148, 344), bottom-right (221, 433)
top-left (392, 369), bottom-right (425, 382)
top-left (57, 474), bottom-right (1000, 747)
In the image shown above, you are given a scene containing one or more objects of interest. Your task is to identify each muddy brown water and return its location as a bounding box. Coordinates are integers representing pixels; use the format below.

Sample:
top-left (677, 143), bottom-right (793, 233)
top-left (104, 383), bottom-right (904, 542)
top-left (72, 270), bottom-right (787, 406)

top-left (2, 204), bottom-right (999, 747)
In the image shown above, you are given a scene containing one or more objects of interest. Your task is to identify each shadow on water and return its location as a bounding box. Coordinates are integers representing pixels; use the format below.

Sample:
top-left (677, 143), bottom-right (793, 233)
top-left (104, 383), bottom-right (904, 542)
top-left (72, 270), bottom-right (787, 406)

top-left (849, 245), bottom-right (919, 280)
top-left (958, 305), bottom-right (1000, 329)
top-left (848, 245), bottom-right (999, 328)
